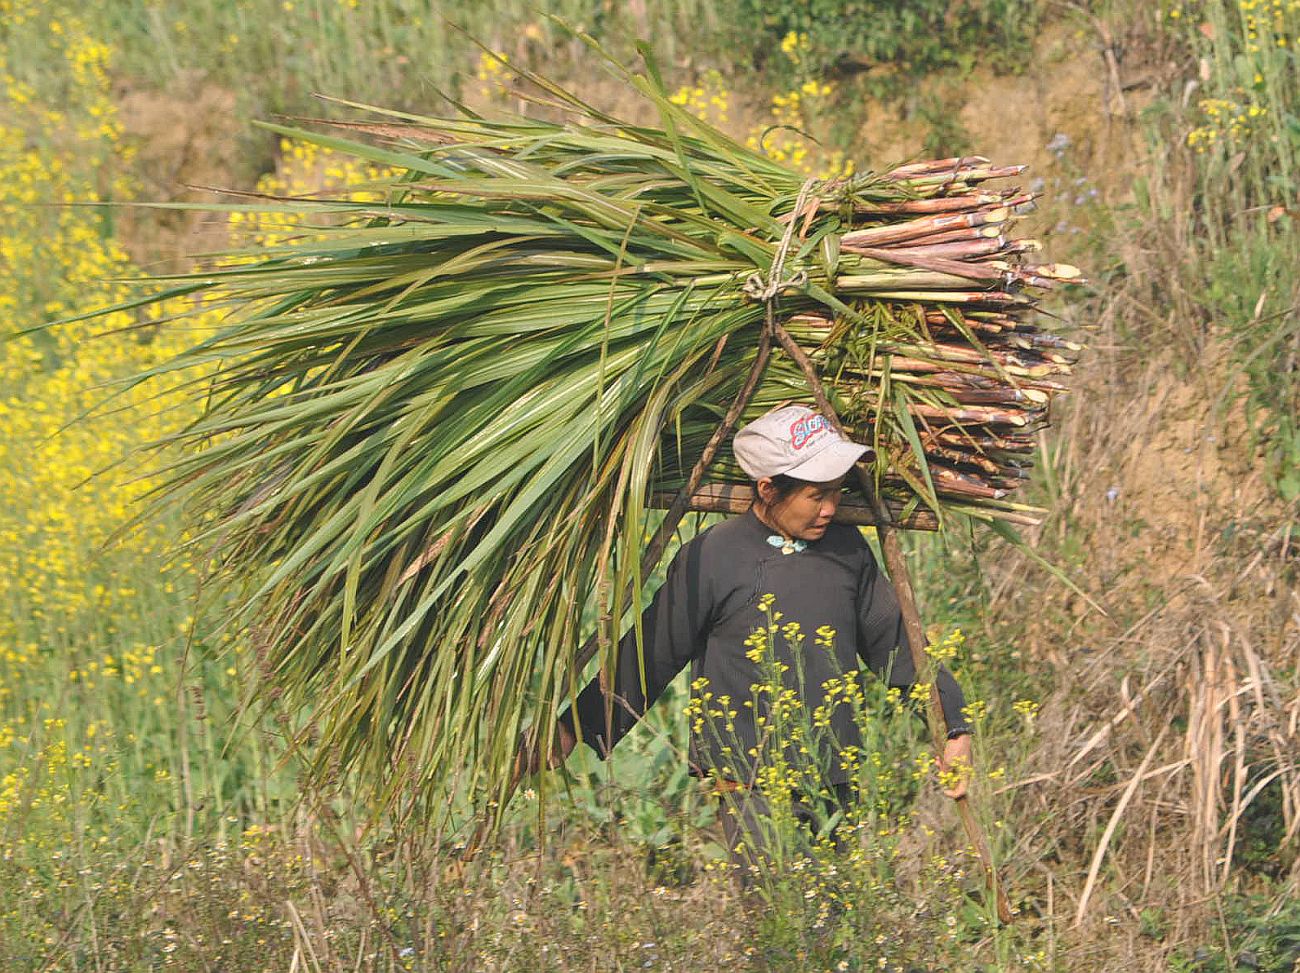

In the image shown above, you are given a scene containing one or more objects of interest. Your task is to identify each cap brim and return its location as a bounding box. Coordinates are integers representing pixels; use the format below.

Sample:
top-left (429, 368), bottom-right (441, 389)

top-left (783, 440), bottom-right (870, 482)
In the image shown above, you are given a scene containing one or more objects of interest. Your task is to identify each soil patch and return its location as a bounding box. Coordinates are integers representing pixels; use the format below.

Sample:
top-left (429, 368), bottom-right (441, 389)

top-left (113, 72), bottom-right (258, 270)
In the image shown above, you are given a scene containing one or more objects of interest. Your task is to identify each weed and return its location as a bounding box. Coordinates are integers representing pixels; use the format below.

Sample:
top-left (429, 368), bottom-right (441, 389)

top-left (684, 598), bottom-right (1035, 971)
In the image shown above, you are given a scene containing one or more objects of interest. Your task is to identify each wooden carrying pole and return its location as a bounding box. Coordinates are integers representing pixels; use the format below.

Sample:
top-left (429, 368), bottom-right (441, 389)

top-left (650, 483), bottom-right (938, 531)
top-left (770, 320), bottom-right (1015, 926)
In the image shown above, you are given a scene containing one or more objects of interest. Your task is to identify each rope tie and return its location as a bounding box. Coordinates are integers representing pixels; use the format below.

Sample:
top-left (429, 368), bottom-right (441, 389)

top-left (742, 177), bottom-right (820, 311)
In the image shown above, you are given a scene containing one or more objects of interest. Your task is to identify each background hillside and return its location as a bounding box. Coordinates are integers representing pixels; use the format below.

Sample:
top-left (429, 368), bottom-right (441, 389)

top-left (1, 1), bottom-right (1297, 970)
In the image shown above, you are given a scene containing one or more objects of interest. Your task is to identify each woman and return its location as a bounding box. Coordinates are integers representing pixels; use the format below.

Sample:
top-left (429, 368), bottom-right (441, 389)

top-left (528, 404), bottom-right (974, 873)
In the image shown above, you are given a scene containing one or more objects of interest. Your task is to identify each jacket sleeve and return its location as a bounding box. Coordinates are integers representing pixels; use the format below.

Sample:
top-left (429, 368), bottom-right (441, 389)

top-left (856, 543), bottom-right (972, 736)
top-left (559, 536), bottom-right (713, 758)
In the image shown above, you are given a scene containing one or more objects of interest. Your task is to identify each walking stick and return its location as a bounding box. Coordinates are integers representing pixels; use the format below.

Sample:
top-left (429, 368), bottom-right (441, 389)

top-left (771, 321), bottom-right (1015, 926)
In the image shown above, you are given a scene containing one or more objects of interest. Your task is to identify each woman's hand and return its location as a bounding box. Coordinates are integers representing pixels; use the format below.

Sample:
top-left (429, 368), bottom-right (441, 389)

top-left (513, 719), bottom-right (577, 780)
top-left (938, 732), bottom-right (974, 799)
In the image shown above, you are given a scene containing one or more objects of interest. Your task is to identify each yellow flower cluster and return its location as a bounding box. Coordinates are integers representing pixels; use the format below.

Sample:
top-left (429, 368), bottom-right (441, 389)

top-left (474, 49), bottom-right (512, 104)
top-left (683, 676), bottom-right (711, 733)
top-left (1238, 0), bottom-right (1298, 50)
top-left (779, 30), bottom-right (809, 61)
top-left (1182, 0), bottom-right (1295, 154)
top-left (0, 0), bottom-right (41, 27)
top-left (961, 698), bottom-right (989, 723)
top-left (666, 50), bottom-right (850, 178)
top-left (744, 75), bottom-right (846, 176)
top-left (1, 36), bottom-right (196, 599)
top-left (743, 34), bottom-right (850, 178)
top-left (704, 595), bottom-right (984, 951)
top-left (925, 626), bottom-right (965, 662)
top-left (0, 15), bottom-right (234, 879)
top-left (668, 69), bottom-right (730, 126)
top-left (0, 714), bottom-right (120, 853)
top-left (227, 137), bottom-right (398, 250)
top-left (1012, 698), bottom-right (1041, 722)
top-left (811, 669), bottom-right (866, 730)
top-left (1187, 96), bottom-right (1268, 151)
top-left (743, 626), bottom-right (769, 664)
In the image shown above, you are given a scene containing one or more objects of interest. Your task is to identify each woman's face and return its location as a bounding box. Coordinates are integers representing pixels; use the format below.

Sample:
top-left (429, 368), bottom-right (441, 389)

top-left (758, 476), bottom-right (845, 541)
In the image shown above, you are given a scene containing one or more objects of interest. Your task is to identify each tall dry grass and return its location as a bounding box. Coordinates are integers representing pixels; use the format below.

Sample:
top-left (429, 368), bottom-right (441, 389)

top-left (954, 3), bottom-right (1300, 967)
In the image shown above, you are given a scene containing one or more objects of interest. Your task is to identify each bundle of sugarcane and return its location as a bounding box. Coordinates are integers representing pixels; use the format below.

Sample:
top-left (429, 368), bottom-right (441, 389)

top-left (637, 155), bottom-right (1083, 524)
top-left (90, 42), bottom-right (1082, 820)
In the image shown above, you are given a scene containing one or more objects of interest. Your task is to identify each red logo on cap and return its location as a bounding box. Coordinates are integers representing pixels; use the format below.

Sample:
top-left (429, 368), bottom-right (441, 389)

top-left (789, 414), bottom-right (831, 449)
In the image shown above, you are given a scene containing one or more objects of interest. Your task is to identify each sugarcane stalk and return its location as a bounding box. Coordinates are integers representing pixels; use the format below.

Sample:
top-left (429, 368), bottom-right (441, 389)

top-left (854, 192), bottom-right (1005, 216)
top-left (925, 437), bottom-right (1011, 466)
top-left (857, 246), bottom-right (1060, 296)
top-left (965, 310), bottom-right (1025, 324)
top-left (843, 245), bottom-right (1012, 284)
top-left (989, 477), bottom-right (1030, 492)
top-left (1015, 334), bottom-right (1084, 352)
top-left (908, 403), bottom-right (1038, 426)
top-left (892, 164), bottom-right (1028, 187)
top-left (922, 342), bottom-right (1006, 364)
top-left (847, 372), bottom-right (1048, 406)
top-left (929, 464), bottom-right (1009, 499)
top-left (835, 369), bottom-right (1048, 404)
top-left (840, 207), bottom-right (1010, 248)
top-left (936, 504), bottom-right (1044, 527)
top-left (837, 272), bottom-right (1005, 292)
top-left (995, 239), bottom-right (1044, 256)
top-left (793, 340), bottom-right (1067, 392)
top-left (945, 387), bottom-right (1049, 406)
top-left (885, 155), bottom-right (991, 177)
top-left (889, 237), bottom-right (1009, 261)
top-left (880, 223), bottom-right (1007, 248)
top-left (770, 321), bottom-right (1015, 926)
top-left (889, 342), bottom-right (1061, 373)
top-left (1016, 274), bottom-right (1058, 290)
top-left (860, 290), bottom-right (1028, 306)
top-left (917, 444), bottom-right (1004, 476)
top-left (929, 431), bottom-right (1037, 453)
top-left (1025, 262), bottom-right (1084, 281)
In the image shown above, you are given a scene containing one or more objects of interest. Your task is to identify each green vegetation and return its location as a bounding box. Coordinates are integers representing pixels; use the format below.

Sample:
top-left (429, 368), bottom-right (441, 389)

top-left (1, 0), bottom-right (1297, 970)
top-left (686, 610), bottom-right (1007, 970)
top-left (4, 0), bottom-right (722, 116)
top-left (79, 36), bottom-right (1070, 830)
top-left (1180, 0), bottom-right (1300, 499)
top-left (727, 0), bottom-right (1038, 91)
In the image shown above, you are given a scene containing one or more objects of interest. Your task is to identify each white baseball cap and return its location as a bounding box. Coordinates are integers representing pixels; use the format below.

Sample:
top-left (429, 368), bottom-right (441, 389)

top-left (732, 405), bottom-right (870, 482)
